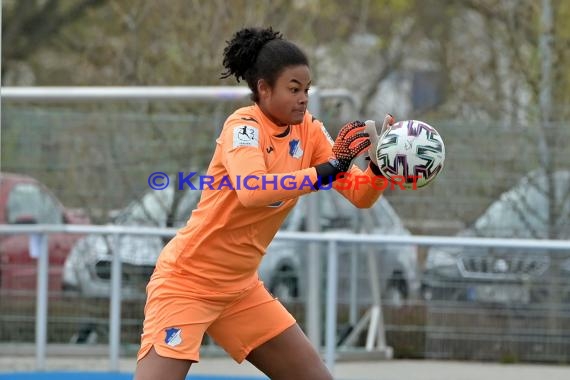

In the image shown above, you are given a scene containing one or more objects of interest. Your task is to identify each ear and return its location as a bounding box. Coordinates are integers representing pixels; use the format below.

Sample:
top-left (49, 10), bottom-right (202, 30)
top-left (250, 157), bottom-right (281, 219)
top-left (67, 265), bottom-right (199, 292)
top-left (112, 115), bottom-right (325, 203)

top-left (257, 79), bottom-right (271, 99)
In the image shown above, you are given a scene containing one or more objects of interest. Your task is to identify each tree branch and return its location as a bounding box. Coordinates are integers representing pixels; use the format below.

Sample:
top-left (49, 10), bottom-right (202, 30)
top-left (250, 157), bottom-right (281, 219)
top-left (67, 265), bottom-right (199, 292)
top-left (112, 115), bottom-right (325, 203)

top-left (3, 0), bottom-right (108, 61)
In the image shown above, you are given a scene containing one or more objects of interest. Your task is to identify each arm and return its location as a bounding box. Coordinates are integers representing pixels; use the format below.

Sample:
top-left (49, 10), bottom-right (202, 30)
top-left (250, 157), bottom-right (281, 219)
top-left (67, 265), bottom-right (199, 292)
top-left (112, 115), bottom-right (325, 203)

top-left (310, 118), bottom-right (386, 208)
top-left (221, 123), bottom-right (318, 208)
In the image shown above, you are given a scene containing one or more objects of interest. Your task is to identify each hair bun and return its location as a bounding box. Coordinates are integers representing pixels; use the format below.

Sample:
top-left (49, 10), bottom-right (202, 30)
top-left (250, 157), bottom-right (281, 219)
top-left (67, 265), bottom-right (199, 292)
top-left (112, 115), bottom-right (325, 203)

top-left (221, 27), bottom-right (282, 82)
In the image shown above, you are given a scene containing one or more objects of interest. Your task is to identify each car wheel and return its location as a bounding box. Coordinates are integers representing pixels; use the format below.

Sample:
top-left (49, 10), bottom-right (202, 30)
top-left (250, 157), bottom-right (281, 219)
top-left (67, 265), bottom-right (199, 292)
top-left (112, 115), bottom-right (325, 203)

top-left (270, 267), bottom-right (298, 303)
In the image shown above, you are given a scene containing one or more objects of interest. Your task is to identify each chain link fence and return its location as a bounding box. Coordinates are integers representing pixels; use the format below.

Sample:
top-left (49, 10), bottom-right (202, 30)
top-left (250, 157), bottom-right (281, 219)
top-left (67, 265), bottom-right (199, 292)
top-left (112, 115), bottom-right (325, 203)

top-left (1, 91), bottom-right (570, 363)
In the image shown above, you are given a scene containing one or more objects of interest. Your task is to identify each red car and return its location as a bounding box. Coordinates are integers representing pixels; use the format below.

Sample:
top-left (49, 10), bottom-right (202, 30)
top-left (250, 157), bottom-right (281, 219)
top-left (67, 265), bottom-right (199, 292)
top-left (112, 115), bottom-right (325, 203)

top-left (0, 172), bottom-right (90, 294)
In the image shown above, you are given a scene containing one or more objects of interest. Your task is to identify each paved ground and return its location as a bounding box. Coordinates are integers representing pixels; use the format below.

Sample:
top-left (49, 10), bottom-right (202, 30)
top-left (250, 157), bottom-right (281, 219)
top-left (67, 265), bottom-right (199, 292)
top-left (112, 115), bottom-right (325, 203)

top-left (0, 356), bottom-right (570, 380)
top-left (2, 354), bottom-right (570, 380)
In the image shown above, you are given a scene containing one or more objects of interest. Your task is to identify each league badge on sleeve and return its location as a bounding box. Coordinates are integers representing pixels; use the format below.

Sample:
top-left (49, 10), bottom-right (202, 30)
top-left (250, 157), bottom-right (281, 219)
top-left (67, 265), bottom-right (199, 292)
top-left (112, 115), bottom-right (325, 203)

top-left (233, 125), bottom-right (259, 148)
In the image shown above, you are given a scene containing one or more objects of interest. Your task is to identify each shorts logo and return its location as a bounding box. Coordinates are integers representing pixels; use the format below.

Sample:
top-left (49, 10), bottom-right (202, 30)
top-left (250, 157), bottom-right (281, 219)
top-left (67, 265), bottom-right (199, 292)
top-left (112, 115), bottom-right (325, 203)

top-left (165, 327), bottom-right (182, 347)
top-left (289, 139), bottom-right (303, 159)
top-left (233, 125), bottom-right (259, 148)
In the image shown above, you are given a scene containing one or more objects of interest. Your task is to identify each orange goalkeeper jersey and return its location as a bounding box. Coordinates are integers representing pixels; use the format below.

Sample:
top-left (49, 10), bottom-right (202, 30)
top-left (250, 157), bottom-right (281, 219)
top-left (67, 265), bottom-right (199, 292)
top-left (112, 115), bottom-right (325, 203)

top-left (153, 104), bottom-right (385, 291)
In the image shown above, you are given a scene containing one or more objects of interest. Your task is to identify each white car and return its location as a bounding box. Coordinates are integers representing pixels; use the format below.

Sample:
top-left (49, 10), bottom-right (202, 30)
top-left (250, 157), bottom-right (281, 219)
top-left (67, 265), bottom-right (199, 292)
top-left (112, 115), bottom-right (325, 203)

top-left (268, 191), bottom-right (421, 305)
top-left (63, 184), bottom-right (420, 305)
top-left (422, 169), bottom-right (570, 305)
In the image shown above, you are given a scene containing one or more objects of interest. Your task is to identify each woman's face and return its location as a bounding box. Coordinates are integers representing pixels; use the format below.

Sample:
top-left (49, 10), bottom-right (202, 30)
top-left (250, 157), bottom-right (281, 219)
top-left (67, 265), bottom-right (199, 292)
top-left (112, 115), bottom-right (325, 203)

top-left (258, 65), bottom-right (311, 126)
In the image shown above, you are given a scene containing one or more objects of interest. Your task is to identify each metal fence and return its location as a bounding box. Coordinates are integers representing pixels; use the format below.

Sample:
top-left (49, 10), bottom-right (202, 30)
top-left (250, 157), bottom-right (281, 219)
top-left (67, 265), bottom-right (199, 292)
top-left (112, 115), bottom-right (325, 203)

top-left (2, 88), bottom-right (569, 233)
top-left (0, 86), bottom-right (359, 222)
top-left (1, 224), bottom-right (569, 373)
top-left (0, 85), bottom-right (362, 352)
top-left (2, 87), bottom-right (570, 372)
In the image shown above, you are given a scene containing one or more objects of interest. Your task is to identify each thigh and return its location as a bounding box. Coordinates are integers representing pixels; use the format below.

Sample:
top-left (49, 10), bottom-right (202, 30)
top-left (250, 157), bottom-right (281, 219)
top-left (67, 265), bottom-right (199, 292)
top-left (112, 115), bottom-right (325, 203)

top-left (134, 346), bottom-right (193, 380)
top-left (246, 324), bottom-right (333, 380)
top-left (207, 281), bottom-right (296, 363)
top-left (137, 276), bottom-right (225, 363)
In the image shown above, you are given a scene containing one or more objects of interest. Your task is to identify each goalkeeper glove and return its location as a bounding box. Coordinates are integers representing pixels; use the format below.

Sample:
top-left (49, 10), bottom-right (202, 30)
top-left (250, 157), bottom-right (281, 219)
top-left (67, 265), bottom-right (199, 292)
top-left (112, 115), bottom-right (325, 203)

top-left (329, 120), bottom-right (371, 173)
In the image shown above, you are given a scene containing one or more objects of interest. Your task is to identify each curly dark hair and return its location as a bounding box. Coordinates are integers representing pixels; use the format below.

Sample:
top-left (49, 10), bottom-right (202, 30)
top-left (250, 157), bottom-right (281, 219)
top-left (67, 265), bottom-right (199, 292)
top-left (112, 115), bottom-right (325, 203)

top-left (221, 27), bottom-right (309, 102)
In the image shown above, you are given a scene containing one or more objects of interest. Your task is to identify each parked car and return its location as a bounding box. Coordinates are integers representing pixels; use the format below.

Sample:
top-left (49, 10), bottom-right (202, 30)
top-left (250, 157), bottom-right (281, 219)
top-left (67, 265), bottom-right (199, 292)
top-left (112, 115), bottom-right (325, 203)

top-left (0, 172), bottom-right (90, 293)
top-left (63, 182), bottom-right (420, 305)
top-left (268, 191), bottom-right (421, 305)
top-left (422, 169), bottom-right (570, 305)
top-left (62, 184), bottom-right (186, 300)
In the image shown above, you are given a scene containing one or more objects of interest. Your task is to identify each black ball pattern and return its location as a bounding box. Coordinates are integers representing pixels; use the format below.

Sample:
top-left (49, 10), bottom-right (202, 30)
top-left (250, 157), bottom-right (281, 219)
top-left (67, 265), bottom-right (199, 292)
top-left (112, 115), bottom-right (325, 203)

top-left (331, 121), bottom-right (371, 172)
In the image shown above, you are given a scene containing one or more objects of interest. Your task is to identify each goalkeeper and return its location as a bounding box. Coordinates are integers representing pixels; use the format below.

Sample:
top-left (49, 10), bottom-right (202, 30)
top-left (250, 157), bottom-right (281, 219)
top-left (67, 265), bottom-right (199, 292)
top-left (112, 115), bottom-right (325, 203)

top-left (135, 26), bottom-right (394, 380)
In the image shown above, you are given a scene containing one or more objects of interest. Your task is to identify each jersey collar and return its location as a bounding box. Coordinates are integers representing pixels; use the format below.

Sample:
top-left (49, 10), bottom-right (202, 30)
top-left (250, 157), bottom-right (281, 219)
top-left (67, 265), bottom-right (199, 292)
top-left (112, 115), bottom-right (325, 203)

top-left (254, 104), bottom-right (295, 138)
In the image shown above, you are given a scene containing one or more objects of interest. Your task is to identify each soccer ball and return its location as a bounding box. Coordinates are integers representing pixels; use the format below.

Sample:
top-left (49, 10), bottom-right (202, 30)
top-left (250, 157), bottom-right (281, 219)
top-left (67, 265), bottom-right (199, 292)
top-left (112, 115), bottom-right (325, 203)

top-left (375, 120), bottom-right (445, 189)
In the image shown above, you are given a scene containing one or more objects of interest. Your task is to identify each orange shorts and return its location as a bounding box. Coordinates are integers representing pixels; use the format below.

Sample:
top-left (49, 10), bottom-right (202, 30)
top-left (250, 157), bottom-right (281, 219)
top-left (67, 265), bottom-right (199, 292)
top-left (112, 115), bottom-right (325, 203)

top-left (137, 276), bottom-right (296, 363)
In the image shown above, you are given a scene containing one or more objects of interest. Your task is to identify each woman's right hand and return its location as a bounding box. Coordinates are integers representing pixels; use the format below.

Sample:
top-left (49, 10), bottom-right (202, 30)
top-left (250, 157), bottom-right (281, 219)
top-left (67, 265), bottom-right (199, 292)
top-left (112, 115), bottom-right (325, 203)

top-left (330, 121), bottom-right (371, 172)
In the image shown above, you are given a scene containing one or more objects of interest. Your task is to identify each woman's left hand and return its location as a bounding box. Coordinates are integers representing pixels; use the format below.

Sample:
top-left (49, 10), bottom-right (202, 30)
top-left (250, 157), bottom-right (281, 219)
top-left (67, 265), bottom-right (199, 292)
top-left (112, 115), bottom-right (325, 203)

top-left (365, 113), bottom-right (395, 166)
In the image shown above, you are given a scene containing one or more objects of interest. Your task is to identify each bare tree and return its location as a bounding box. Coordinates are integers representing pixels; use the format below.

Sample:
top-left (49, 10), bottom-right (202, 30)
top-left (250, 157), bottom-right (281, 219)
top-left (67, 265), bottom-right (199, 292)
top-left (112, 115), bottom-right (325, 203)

top-left (2, 0), bottom-right (108, 80)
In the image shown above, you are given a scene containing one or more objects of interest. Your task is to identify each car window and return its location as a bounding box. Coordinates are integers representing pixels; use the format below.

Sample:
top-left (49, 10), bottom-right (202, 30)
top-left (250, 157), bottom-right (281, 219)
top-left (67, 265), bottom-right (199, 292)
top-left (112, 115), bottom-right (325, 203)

top-left (368, 197), bottom-right (405, 231)
top-left (319, 192), bottom-right (355, 230)
top-left (321, 191), bottom-right (405, 233)
top-left (118, 188), bottom-right (174, 226)
top-left (6, 183), bottom-right (63, 224)
top-left (117, 186), bottom-right (202, 228)
top-left (470, 170), bottom-right (570, 239)
top-left (289, 191), bottom-right (405, 233)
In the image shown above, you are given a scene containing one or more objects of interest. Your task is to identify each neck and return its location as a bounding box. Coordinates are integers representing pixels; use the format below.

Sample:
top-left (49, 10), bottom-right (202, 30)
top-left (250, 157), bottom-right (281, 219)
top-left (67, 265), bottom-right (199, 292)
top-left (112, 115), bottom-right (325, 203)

top-left (257, 103), bottom-right (287, 127)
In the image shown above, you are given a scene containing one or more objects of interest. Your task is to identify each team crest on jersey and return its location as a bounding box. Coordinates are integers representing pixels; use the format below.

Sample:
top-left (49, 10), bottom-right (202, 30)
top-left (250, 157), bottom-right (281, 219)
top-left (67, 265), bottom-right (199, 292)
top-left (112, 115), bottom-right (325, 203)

top-left (289, 139), bottom-right (304, 159)
top-left (320, 125), bottom-right (334, 146)
top-left (233, 125), bottom-right (259, 148)
top-left (165, 327), bottom-right (182, 347)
